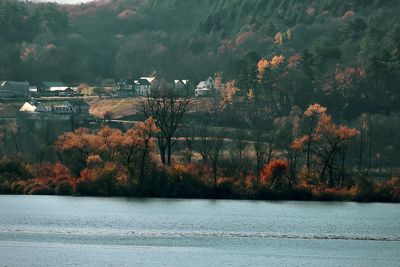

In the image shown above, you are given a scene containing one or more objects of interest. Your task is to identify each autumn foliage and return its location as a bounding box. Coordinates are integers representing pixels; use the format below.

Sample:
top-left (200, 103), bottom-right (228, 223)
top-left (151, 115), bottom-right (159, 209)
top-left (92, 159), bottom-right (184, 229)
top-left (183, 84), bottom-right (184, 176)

top-left (260, 159), bottom-right (289, 189)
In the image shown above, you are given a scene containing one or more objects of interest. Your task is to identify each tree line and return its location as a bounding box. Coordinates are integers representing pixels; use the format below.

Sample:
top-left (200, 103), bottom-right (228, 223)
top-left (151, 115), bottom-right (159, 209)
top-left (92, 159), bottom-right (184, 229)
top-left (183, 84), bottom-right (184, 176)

top-left (0, 85), bottom-right (399, 201)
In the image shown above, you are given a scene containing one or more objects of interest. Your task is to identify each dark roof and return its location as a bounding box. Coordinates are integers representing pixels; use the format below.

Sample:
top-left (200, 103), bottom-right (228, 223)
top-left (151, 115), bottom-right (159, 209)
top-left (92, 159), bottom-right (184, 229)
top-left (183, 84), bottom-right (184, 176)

top-left (1, 81), bottom-right (29, 86)
top-left (138, 79), bottom-right (151, 85)
top-left (41, 81), bottom-right (66, 88)
top-left (126, 78), bottom-right (136, 85)
top-left (66, 99), bottom-right (89, 107)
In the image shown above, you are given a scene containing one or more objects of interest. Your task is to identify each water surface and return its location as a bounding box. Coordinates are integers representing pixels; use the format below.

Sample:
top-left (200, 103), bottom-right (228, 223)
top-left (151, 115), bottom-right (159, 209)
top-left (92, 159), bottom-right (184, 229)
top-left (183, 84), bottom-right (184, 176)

top-left (0, 196), bottom-right (399, 266)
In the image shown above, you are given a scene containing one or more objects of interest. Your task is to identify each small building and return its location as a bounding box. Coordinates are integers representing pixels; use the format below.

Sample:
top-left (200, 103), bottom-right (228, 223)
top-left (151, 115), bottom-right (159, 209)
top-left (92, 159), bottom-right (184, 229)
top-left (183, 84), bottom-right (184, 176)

top-left (59, 87), bottom-right (76, 96)
top-left (38, 81), bottom-right (73, 96)
top-left (116, 79), bottom-right (136, 97)
top-left (195, 76), bottom-right (215, 97)
top-left (29, 86), bottom-right (38, 93)
top-left (19, 99), bottom-right (90, 121)
top-left (0, 81), bottom-right (30, 98)
top-left (174, 80), bottom-right (194, 96)
top-left (67, 99), bottom-right (90, 114)
top-left (135, 78), bottom-right (153, 96)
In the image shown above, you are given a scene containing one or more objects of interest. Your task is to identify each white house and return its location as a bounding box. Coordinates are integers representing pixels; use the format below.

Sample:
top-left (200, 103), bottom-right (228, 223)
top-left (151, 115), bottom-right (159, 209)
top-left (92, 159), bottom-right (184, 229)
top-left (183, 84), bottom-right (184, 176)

top-left (195, 76), bottom-right (215, 97)
top-left (19, 99), bottom-right (89, 121)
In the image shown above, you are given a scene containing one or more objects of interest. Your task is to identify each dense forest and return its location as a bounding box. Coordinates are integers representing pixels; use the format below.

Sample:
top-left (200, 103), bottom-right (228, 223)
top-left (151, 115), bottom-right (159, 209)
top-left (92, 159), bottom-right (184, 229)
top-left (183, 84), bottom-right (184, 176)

top-left (1, 0), bottom-right (399, 85)
top-left (1, 0), bottom-right (400, 201)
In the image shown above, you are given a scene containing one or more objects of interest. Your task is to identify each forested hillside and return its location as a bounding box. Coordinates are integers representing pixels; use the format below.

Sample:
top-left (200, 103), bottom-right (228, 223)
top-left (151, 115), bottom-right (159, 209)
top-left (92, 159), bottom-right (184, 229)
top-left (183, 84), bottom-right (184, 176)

top-left (1, 0), bottom-right (400, 200)
top-left (1, 0), bottom-right (399, 82)
top-left (1, 0), bottom-right (400, 114)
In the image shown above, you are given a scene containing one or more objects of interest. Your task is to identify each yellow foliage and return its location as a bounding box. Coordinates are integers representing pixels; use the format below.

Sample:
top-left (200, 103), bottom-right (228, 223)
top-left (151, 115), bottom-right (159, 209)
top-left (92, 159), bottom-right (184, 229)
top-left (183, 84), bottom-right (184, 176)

top-left (304, 103), bottom-right (327, 117)
top-left (274, 32), bottom-right (283, 45)
top-left (271, 55), bottom-right (285, 68)
top-left (257, 58), bottom-right (270, 80)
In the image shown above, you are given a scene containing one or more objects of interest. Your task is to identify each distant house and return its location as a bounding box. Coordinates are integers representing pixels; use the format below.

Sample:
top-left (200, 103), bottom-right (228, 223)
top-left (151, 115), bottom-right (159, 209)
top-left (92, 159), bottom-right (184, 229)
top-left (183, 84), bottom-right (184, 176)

top-left (0, 81), bottom-right (30, 98)
top-left (66, 99), bottom-right (90, 114)
top-left (29, 86), bottom-right (38, 94)
top-left (132, 77), bottom-right (159, 96)
top-left (38, 81), bottom-right (74, 96)
top-left (135, 78), bottom-right (152, 96)
top-left (116, 79), bottom-right (136, 97)
top-left (59, 87), bottom-right (76, 96)
top-left (174, 80), bottom-right (194, 96)
top-left (19, 99), bottom-right (90, 121)
top-left (195, 76), bottom-right (215, 97)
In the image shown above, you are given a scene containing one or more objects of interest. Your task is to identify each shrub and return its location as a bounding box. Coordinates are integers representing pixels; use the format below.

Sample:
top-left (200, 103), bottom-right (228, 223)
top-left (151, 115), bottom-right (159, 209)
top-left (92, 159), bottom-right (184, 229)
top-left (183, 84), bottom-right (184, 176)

top-left (76, 178), bottom-right (95, 196)
top-left (11, 180), bottom-right (28, 194)
top-left (260, 159), bottom-right (289, 189)
top-left (29, 185), bottom-right (53, 195)
top-left (55, 180), bottom-right (75, 195)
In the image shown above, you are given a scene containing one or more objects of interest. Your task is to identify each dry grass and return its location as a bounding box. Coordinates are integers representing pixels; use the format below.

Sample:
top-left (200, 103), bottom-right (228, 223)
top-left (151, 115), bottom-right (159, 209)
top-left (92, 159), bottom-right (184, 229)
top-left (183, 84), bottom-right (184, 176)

top-left (87, 97), bottom-right (214, 118)
top-left (0, 100), bottom-right (25, 117)
top-left (87, 97), bottom-right (144, 118)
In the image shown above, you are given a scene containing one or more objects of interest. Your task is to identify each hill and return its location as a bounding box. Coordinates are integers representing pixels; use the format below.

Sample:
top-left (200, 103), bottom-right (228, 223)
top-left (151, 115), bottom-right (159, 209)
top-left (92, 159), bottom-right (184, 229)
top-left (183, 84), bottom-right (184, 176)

top-left (0, 0), bottom-right (398, 83)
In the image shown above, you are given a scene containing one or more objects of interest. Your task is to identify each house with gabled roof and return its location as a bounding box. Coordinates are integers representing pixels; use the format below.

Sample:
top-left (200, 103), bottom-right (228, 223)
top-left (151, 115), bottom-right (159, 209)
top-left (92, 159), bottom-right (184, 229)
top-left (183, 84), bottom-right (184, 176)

top-left (0, 81), bottom-right (30, 98)
top-left (174, 79), bottom-right (194, 96)
top-left (19, 99), bottom-right (90, 121)
top-left (195, 76), bottom-right (215, 97)
top-left (135, 77), bottom-right (158, 96)
top-left (38, 81), bottom-right (75, 96)
top-left (116, 79), bottom-right (136, 97)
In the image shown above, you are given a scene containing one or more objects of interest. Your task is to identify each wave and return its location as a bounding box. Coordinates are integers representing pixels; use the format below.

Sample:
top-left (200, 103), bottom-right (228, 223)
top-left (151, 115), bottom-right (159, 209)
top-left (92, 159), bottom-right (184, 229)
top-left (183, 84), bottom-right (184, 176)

top-left (1, 227), bottom-right (399, 242)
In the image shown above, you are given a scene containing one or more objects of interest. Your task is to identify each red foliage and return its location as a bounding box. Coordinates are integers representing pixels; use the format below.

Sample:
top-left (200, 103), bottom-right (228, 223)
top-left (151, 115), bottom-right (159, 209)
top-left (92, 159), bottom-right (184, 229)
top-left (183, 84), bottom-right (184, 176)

top-left (260, 159), bottom-right (288, 185)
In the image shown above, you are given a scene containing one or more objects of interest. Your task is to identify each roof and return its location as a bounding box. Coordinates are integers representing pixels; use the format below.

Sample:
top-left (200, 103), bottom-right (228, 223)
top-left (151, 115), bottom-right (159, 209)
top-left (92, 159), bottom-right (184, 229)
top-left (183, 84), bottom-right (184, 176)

top-left (140, 77), bottom-right (156, 83)
top-left (49, 86), bottom-right (70, 92)
top-left (174, 79), bottom-right (190, 85)
top-left (1, 81), bottom-right (29, 89)
top-left (66, 99), bottom-right (89, 107)
top-left (138, 79), bottom-right (151, 86)
top-left (20, 102), bottom-right (37, 112)
top-left (42, 81), bottom-right (66, 88)
top-left (126, 78), bottom-right (136, 85)
top-left (196, 81), bottom-right (206, 88)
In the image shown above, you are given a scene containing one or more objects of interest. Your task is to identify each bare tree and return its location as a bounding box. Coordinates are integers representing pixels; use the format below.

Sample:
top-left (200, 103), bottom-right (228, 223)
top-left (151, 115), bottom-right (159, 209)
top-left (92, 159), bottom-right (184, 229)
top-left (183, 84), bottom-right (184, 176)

top-left (230, 129), bottom-right (249, 177)
top-left (140, 83), bottom-right (192, 165)
top-left (182, 122), bottom-right (198, 163)
top-left (357, 114), bottom-right (372, 178)
top-left (253, 131), bottom-right (275, 185)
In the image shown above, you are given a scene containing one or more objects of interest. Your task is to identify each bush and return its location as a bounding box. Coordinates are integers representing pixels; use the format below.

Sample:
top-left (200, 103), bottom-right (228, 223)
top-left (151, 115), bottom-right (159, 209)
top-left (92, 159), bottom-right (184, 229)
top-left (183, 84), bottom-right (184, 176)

top-left (260, 159), bottom-right (289, 189)
top-left (76, 178), bottom-right (96, 196)
top-left (29, 185), bottom-right (53, 195)
top-left (0, 158), bottom-right (31, 182)
top-left (55, 180), bottom-right (75, 195)
top-left (11, 180), bottom-right (28, 194)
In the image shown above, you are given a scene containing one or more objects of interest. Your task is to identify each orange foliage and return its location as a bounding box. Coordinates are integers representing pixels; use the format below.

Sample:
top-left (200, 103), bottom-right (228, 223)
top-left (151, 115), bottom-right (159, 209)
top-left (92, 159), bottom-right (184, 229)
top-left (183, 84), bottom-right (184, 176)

top-left (271, 55), bottom-right (285, 68)
top-left (221, 80), bottom-right (238, 106)
top-left (315, 113), bottom-right (359, 141)
top-left (257, 58), bottom-right (270, 80)
top-left (291, 135), bottom-right (308, 151)
top-left (304, 103), bottom-right (327, 117)
top-left (260, 159), bottom-right (288, 185)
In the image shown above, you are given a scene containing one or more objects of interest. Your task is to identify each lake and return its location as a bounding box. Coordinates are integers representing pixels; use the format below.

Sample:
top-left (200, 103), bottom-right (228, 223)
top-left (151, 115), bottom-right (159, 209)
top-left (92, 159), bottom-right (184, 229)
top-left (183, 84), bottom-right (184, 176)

top-left (0, 195), bottom-right (399, 266)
